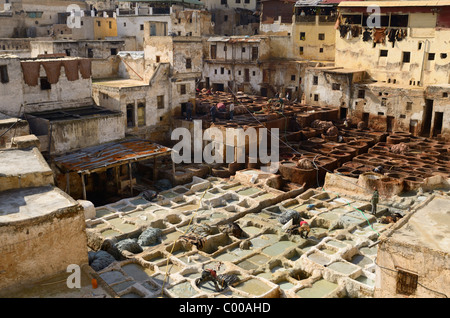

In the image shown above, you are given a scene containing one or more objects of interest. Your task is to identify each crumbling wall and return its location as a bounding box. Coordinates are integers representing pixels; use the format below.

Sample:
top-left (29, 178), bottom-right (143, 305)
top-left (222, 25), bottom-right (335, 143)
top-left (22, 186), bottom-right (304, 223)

top-left (0, 190), bottom-right (88, 291)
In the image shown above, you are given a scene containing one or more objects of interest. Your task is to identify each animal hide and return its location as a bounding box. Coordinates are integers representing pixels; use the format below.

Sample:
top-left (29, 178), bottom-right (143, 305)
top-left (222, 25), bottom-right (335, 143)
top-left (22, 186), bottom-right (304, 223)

top-left (21, 61), bottom-right (41, 86)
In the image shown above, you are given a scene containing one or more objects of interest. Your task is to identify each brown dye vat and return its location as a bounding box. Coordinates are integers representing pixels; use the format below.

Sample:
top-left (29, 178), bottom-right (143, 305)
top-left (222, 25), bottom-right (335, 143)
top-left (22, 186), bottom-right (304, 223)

top-left (347, 141), bottom-right (369, 155)
top-left (309, 137), bottom-right (325, 145)
top-left (385, 172), bottom-right (407, 181)
top-left (334, 166), bottom-right (354, 177)
top-left (343, 162), bottom-right (364, 169)
top-left (353, 154), bottom-right (374, 165)
top-left (329, 151), bottom-right (352, 165)
top-left (322, 142), bottom-right (341, 149)
top-left (378, 177), bottom-right (404, 197)
top-left (403, 176), bottom-right (424, 191)
top-left (334, 145), bottom-right (358, 158)
top-left (423, 150), bottom-right (441, 157)
top-left (296, 114), bottom-right (314, 127)
top-left (359, 172), bottom-right (382, 190)
top-left (350, 169), bottom-right (364, 178)
top-left (321, 134), bottom-right (338, 142)
top-left (300, 128), bottom-right (319, 140)
top-left (368, 146), bottom-right (389, 156)
top-left (279, 161), bottom-right (317, 186)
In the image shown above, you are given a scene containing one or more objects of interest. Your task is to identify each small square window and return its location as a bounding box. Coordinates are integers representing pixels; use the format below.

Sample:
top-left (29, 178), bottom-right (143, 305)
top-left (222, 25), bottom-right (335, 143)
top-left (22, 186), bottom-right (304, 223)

top-left (402, 52), bottom-right (411, 63)
top-left (332, 83), bottom-right (340, 90)
top-left (157, 95), bottom-right (165, 109)
top-left (318, 33), bottom-right (325, 40)
top-left (0, 65), bottom-right (9, 83)
top-left (428, 53), bottom-right (435, 61)
top-left (319, 48), bottom-right (323, 53)
top-left (291, 75), bottom-right (296, 81)
top-left (252, 71), bottom-right (256, 76)
top-left (313, 76), bottom-right (318, 85)
top-left (380, 50), bottom-right (388, 57)
top-left (406, 102), bottom-right (413, 111)
top-left (314, 94), bottom-right (319, 101)
top-left (443, 92), bottom-right (448, 98)
top-left (358, 89), bottom-right (365, 99)
top-left (40, 77), bottom-right (51, 90)
top-left (441, 53), bottom-right (447, 59)
top-left (396, 269), bottom-right (418, 296)
top-left (242, 47), bottom-right (246, 53)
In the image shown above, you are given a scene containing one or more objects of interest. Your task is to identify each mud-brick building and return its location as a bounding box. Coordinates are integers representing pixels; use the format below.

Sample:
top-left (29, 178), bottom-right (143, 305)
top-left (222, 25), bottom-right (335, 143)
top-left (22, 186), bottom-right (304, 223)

top-left (0, 145), bottom-right (88, 291)
top-left (92, 24), bottom-right (203, 143)
top-left (202, 35), bottom-right (320, 99)
top-left (259, 0), bottom-right (296, 36)
top-left (375, 195), bottom-right (450, 298)
top-left (292, 0), bottom-right (340, 61)
top-left (0, 54), bottom-right (126, 156)
top-left (304, 0), bottom-right (450, 139)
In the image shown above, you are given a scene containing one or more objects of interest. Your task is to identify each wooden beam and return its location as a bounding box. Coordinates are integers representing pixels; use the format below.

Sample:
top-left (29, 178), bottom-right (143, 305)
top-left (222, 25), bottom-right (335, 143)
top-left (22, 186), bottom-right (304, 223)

top-left (81, 173), bottom-right (87, 200)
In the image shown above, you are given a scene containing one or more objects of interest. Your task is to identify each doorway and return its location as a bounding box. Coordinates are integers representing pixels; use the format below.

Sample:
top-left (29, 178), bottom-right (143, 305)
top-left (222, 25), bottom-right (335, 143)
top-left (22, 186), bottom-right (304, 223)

top-left (362, 112), bottom-right (370, 127)
top-left (340, 107), bottom-right (348, 120)
top-left (421, 99), bottom-right (433, 137)
top-left (432, 111), bottom-right (443, 137)
top-left (387, 116), bottom-right (394, 132)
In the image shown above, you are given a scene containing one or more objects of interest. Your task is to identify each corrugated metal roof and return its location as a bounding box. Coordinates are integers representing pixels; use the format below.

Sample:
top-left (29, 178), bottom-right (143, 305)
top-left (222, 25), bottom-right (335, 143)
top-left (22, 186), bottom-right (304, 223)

top-left (339, 0), bottom-right (450, 7)
top-left (53, 138), bottom-right (171, 173)
top-left (117, 0), bottom-right (204, 5)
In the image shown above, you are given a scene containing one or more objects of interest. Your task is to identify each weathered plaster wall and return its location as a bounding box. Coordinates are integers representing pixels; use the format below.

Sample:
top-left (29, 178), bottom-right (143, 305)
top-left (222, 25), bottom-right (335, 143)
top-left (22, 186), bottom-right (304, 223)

top-left (335, 13), bottom-right (450, 86)
top-left (23, 64), bottom-right (92, 109)
top-left (49, 114), bottom-right (125, 155)
top-left (0, 189), bottom-right (88, 291)
top-left (117, 15), bottom-right (171, 50)
top-left (0, 55), bottom-right (25, 116)
top-left (292, 21), bottom-right (336, 61)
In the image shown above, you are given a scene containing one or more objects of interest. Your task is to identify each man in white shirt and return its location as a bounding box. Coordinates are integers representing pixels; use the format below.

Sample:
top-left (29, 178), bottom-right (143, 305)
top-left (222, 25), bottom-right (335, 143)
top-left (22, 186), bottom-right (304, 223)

top-left (229, 102), bottom-right (235, 120)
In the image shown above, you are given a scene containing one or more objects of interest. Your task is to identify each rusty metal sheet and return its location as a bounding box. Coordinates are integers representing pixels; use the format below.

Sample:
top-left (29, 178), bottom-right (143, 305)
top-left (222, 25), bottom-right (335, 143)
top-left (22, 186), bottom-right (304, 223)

top-left (52, 138), bottom-right (171, 173)
top-left (338, 1), bottom-right (450, 7)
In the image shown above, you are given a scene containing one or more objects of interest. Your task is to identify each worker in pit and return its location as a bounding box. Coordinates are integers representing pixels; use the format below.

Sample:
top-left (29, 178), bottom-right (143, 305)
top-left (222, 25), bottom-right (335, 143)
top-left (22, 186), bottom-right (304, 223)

top-left (299, 220), bottom-right (310, 239)
top-left (371, 187), bottom-right (379, 215)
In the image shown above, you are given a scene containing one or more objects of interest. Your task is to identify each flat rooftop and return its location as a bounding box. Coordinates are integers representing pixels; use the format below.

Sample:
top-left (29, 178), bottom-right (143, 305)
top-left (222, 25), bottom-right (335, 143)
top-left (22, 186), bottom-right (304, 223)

top-left (93, 78), bottom-right (150, 88)
top-left (0, 147), bottom-right (51, 177)
top-left (0, 186), bottom-right (78, 223)
top-left (390, 195), bottom-right (450, 252)
top-left (26, 106), bottom-right (121, 122)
